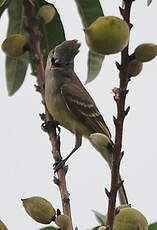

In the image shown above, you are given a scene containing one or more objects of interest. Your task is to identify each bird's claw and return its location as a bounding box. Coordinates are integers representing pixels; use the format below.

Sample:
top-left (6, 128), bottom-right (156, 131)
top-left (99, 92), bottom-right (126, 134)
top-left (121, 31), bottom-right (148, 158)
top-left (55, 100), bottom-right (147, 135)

top-left (53, 159), bottom-right (67, 173)
top-left (41, 120), bottom-right (60, 133)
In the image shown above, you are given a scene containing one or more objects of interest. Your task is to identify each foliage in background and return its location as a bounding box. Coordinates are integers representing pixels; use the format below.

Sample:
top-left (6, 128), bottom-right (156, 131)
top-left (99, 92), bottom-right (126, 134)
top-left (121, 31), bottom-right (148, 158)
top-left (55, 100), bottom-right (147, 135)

top-left (0, 0), bottom-right (156, 229)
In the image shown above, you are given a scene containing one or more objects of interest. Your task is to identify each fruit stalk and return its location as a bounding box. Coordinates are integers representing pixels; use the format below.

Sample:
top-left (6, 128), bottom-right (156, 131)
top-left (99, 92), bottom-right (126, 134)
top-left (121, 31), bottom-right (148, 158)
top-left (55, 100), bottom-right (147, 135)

top-left (106, 1), bottom-right (133, 229)
top-left (23, 2), bottom-right (73, 230)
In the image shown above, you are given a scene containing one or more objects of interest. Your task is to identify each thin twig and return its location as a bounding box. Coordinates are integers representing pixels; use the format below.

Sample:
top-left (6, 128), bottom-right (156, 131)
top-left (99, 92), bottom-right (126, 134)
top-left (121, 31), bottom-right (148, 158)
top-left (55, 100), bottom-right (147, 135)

top-left (106, 1), bottom-right (133, 229)
top-left (23, 1), bottom-right (73, 229)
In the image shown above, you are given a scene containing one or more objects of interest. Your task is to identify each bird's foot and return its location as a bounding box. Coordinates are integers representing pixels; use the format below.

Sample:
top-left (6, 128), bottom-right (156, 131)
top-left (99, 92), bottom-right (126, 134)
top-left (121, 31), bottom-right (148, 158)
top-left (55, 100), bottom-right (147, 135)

top-left (41, 120), bottom-right (60, 133)
top-left (53, 159), bottom-right (68, 173)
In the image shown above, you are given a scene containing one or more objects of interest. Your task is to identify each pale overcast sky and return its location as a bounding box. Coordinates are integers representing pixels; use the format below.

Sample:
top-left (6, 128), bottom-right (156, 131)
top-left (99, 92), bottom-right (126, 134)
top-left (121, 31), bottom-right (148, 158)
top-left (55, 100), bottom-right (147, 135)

top-left (0, 1), bottom-right (157, 230)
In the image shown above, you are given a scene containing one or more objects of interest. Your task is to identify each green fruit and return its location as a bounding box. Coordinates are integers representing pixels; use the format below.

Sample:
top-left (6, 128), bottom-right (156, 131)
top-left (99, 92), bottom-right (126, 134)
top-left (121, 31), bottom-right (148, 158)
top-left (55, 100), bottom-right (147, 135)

top-left (2, 34), bottom-right (29, 57)
top-left (0, 220), bottom-right (8, 230)
top-left (134, 43), bottom-right (157, 62)
top-left (38, 5), bottom-right (55, 24)
top-left (55, 214), bottom-right (70, 230)
top-left (113, 207), bottom-right (148, 230)
top-left (128, 59), bottom-right (143, 76)
top-left (89, 133), bottom-right (112, 165)
top-left (22, 196), bottom-right (56, 224)
top-left (84, 16), bottom-right (130, 55)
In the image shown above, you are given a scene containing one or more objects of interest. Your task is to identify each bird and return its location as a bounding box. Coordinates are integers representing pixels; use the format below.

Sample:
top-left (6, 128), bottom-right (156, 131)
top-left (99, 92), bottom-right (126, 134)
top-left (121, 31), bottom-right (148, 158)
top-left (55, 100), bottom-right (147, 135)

top-left (45, 39), bottom-right (128, 204)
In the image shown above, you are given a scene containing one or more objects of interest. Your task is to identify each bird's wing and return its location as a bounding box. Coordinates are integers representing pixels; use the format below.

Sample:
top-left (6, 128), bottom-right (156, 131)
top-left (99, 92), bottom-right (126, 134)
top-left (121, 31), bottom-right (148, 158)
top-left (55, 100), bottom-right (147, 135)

top-left (61, 83), bottom-right (111, 138)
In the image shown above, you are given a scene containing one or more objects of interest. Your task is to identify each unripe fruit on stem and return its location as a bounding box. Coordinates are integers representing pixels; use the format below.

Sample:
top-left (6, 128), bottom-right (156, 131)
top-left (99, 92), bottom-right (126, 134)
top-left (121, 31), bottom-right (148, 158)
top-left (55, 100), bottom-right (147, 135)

top-left (134, 43), bottom-right (157, 62)
top-left (22, 196), bottom-right (56, 224)
top-left (0, 220), bottom-right (8, 230)
top-left (84, 16), bottom-right (129, 55)
top-left (128, 59), bottom-right (143, 76)
top-left (2, 34), bottom-right (29, 57)
top-left (113, 207), bottom-right (148, 230)
top-left (55, 214), bottom-right (70, 230)
top-left (89, 133), bottom-right (112, 165)
top-left (38, 5), bottom-right (55, 24)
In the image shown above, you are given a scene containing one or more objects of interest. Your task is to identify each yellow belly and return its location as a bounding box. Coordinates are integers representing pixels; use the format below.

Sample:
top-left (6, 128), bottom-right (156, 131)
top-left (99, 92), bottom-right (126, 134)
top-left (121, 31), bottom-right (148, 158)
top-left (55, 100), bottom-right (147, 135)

top-left (45, 92), bottom-right (90, 137)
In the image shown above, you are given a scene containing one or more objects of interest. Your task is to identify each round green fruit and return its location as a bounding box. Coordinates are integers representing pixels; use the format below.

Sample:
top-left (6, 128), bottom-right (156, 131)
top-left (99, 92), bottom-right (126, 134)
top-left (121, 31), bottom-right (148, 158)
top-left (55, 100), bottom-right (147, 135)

top-left (22, 196), bottom-right (56, 224)
top-left (84, 16), bottom-right (130, 55)
top-left (0, 220), bottom-right (8, 230)
top-left (89, 133), bottom-right (112, 165)
top-left (134, 43), bottom-right (157, 62)
top-left (128, 59), bottom-right (143, 76)
top-left (55, 214), bottom-right (70, 230)
top-left (2, 34), bottom-right (28, 57)
top-left (113, 207), bottom-right (148, 230)
top-left (38, 5), bottom-right (55, 24)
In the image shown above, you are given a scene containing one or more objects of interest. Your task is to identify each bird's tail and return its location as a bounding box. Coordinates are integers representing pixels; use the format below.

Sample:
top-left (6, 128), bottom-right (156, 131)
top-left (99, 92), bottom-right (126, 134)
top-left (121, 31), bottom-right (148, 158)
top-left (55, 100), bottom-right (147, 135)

top-left (89, 133), bottom-right (128, 205)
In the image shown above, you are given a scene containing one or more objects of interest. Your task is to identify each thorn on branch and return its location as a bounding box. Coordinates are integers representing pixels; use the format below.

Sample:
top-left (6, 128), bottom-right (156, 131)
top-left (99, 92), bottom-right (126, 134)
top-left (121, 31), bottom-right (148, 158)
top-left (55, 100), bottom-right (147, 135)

top-left (120, 151), bottom-right (124, 161)
top-left (113, 116), bottom-right (118, 126)
top-left (125, 106), bottom-right (130, 116)
top-left (128, 75), bottom-right (132, 81)
top-left (41, 99), bottom-right (46, 106)
top-left (53, 176), bottom-right (60, 185)
top-left (119, 6), bottom-right (125, 17)
top-left (57, 208), bottom-right (61, 216)
top-left (34, 84), bottom-right (41, 92)
top-left (39, 113), bottom-right (46, 121)
top-left (129, 23), bottom-right (133, 30)
top-left (115, 61), bottom-right (122, 70)
top-left (105, 188), bottom-right (110, 198)
top-left (126, 89), bottom-right (129, 95)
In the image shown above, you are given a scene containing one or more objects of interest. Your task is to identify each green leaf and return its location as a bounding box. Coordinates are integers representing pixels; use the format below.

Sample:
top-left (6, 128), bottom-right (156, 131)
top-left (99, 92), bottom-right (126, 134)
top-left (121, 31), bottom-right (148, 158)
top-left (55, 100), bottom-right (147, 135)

top-left (148, 222), bottom-right (157, 230)
top-left (0, 0), bottom-right (11, 17)
top-left (147, 0), bottom-right (153, 6)
top-left (92, 210), bottom-right (107, 225)
top-left (6, 54), bottom-right (29, 96)
top-left (86, 51), bottom-right (104, 84)
top-left (74, 0), bottom-right (103, 27)
top-left (39, 227), bottom-right (59, 230)
top-left (35, 0), bottom-right (65, 68)
top-left (74, 0), bottom-right (104, 83)
top-left (6, 0), bottom-right (29, 95)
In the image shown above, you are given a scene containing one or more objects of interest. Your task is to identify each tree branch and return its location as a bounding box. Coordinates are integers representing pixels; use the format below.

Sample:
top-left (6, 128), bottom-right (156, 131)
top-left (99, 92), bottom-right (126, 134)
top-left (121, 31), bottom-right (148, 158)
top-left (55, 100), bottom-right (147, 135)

top-left (106, 1), bottom-right (133, 229)
top-left (23, 1), bottom-right (73, 229)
